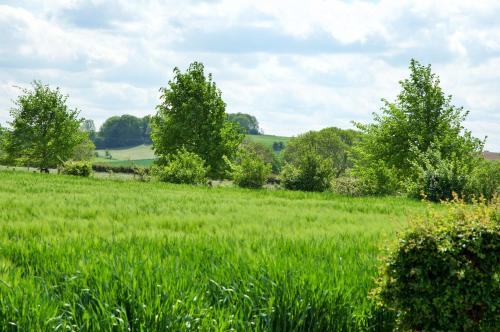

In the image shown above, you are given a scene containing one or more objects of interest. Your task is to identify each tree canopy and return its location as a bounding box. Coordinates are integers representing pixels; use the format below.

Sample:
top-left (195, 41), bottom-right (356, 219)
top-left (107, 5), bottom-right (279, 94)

top-left (151, 62), bottom-right (243, 177)
top-left (4, 81), bottom-right (86, 170)
top-left (95, 115), bottom-right (152, 149)
top-left (353, 59), bottom-right (484, 195)
top-left (227, 113), bottom-right (261, 135)
top-left (284, 127), bottom-right (361, 178)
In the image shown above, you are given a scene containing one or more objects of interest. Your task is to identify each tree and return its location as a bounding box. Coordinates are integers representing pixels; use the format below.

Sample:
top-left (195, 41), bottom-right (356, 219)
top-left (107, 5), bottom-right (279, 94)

top-left (284, 127), bottom-right (361, 178)
top-left (0, 125), bottom-right (7, 163)
top-left (81, 119), bottom-right (96, 141)
top-left (151, 62), bottom-right (243, 177)
top-left (353, 59), bottom-right (483, 194)
top-left (4, 81), bottom-right (86, 170)
top-left (97, 115), bottom-right (144, 148)
top-left (72, 135), bottom-right (95, 161)
top-left (227, 113), bottom-right (261, 135)
top-left (141, 115), bottom-right (153, 145)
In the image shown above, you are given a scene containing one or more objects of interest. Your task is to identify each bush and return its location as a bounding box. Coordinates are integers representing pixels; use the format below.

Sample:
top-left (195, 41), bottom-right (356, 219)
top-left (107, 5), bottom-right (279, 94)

top-left (372, 196), bottom-right (500, 331)
top-left (352, 159), bottom-right (400, 195)
top-left (280, 153), bottom-right (333, 192)
top-left (465, 160), bottom-right (500, 201)
top-left (407, 149), bottom-right (498, 202)
top-left (228, 151), bottom-right (271, 189)
top-left (152, 148), bottom-right (208, 185)
top-left (330, 175), bottom-right (364, 196)
top-left (61, 160), bottom-right (92, 177)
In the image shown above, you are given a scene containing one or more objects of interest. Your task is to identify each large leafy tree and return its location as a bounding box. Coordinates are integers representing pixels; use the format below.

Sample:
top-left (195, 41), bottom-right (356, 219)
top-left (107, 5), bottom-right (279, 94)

top-left (151, 62), bottom-right (243, 177)
top-left (354, 59), bottom-right (483, 187)
top-left (284, 127), bottom-right (362, 178)
top-left (4, 81), bottom-right (86, 170)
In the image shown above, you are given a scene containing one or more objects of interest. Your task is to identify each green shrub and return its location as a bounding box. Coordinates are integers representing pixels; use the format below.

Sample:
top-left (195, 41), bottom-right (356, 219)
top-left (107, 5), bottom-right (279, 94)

top-left (280, 153), bottom-right (333, 192)
top-left (227, 151), bottom-right (271, 189)
top-left (407, 149), bottom-right (498, 202)
top-left (373, 196), bottom-right (500, 331)
top-left (152, 148), bottom-right (208, 185)
top-left (352, 159), bottom-right (400, 195)
top-left (407, 149), bottom-right (469, 201)
top-left (330, 175), bottom-right (364, 196)
top-left (61, 160), bottom-right (92, 177)
top-left (465, 160), bottom-right (500, 201)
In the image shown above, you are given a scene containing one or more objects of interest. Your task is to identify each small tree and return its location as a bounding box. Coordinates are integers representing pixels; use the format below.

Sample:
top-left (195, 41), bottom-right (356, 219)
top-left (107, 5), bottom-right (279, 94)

top-left (4, 81), bottom-right (86, 171)
top-left (152, 62), bottom-right (243, 178)
top-left (285, 127), bottom-right (361, 178)
top-left (353, 59), bottom-right (483, 196)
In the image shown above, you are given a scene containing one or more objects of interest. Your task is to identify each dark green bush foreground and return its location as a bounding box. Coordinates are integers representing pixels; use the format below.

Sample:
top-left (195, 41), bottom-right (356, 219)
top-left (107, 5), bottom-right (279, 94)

top-left (0, 170), bottom-right (428, 331)
top-left (373, 196), bottom-right (500, 331)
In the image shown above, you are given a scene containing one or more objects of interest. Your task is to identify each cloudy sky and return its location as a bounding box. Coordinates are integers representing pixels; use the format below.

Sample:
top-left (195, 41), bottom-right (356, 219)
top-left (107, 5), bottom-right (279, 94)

top-left (0, 0), bottom-right (499, 150)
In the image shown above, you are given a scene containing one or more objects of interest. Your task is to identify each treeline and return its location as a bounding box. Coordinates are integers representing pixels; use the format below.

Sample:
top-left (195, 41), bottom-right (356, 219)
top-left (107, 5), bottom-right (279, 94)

top-left (0, 60), bottom-right (498, 201)
top-left (83, 112), bottom-right (261, 149)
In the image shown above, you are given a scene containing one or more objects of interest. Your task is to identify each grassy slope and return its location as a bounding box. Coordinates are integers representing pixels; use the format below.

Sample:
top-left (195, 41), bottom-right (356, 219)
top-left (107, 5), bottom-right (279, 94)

top-left (94, 134), bottom-right (291, 167)
top-left (0, 170), bottom-right (429, 330)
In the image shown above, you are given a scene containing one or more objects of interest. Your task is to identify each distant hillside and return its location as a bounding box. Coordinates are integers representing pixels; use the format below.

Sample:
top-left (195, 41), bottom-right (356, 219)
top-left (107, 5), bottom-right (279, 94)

top-left (483, 151), bottom-right (500, 160)
top-left (94, 134), bottom-right (291, 166)
top-left (245, 134), bottom-right (290, 151)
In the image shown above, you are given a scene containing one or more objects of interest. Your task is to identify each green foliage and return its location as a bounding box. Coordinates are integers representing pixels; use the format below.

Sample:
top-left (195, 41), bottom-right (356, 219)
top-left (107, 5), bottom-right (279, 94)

top-left (60, 160), bottom-right (92, 177)
top-left (465, 159), bottom-right (500, 201)
top-left (72, 135), bottom-right (95, 161)
top-left (352, 160), bottom-right (400, 195)
top-left (354, 59), bottom-right (483, 194)
top-left (0, 170), bottom-right (432, 330)
top-left (407, 147), bottom-right (498, 202)
top-left (407, 147), bottom-right (472, 201)
top-left (330, 175), bottom-right (364, 197)
top-left (0, 125), bottom-right (7, 163)
top-left (280, 153), bottom-right (333, 192)
top-left (241, 140), bottom-right (281, 173)
top-left (152, 62), bottom-right (243, 178)
top-left (152, 148), bottom-right (208, 185)
top-left (285, 127), bottom-right (361, 178)
top-left (373, 196), bottom-right (500, 331)
top-left (81, 119), bottom-right (96, 141)
top-left (96, 115), bottom-right (151, 148)
top-left (227, 150), bottom-right (272, 189)
top-left (227, 113), bottom-right (261, 135)
top-left (4, 81), bottom-right (86, 170)
top-left (272, 141), bottom-right (285, 152)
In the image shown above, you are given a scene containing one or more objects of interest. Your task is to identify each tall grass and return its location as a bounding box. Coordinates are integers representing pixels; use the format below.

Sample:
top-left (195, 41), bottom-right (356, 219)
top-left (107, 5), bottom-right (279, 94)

top-left (0, 171), bottom-right (429, 331)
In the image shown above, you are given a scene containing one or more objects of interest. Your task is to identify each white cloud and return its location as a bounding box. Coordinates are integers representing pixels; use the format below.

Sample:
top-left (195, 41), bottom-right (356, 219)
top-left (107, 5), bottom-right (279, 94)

top-left (0, 0), bottom-right (499, 150)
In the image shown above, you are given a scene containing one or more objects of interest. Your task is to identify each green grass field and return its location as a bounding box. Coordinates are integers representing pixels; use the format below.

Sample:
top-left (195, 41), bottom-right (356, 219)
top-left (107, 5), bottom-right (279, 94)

top-left (0, 170), bottom-right (431, 330)
top-left (94, 135), bottom-right (291, 168)
top-left (244, 134), bottom-right (290, 151)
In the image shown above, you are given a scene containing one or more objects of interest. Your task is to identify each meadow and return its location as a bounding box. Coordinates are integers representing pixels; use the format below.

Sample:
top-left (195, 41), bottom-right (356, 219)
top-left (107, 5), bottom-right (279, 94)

top-left (94, 135), bottom-right (290, 167)
top-left (0, 170), bottom-right (431, 331)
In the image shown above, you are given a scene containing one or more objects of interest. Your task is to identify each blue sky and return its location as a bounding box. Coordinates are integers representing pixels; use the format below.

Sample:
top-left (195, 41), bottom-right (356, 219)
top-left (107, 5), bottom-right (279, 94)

top-left (0, 0), bottom-right (499, 150)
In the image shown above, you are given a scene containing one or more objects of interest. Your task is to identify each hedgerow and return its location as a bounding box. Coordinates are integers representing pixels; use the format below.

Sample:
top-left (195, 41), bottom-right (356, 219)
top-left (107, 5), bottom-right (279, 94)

top-left (372, 195), bottom-right (500, 331)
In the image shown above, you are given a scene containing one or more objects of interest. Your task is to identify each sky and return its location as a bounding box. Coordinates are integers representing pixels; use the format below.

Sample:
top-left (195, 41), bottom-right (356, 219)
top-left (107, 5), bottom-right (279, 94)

top-left (0, 0), bottom-right (499, 151)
